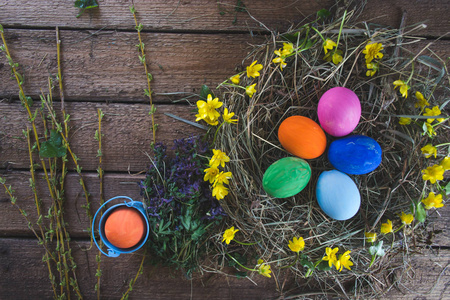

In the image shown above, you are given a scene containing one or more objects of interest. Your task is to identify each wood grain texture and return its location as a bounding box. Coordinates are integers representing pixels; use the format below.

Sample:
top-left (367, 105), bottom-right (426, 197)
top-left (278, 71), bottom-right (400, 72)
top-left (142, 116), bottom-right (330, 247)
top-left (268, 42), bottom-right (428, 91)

top-left (0, 171), bottom-right (144, 237)
top-left (357, 0), bottom-right (450, 38)
top-left (0, 238), bottom-right (283, 299)
top-left (0, 102), bottom-right (201, 173)
top-left (2, 170), bottom-right (449, 248)
top-left (0, 0), bottom-right (334, 32)
top-left (0, 0), bottom-right (448, 37)
top-left (1, 30), bottom-right (449, 103)
top-left (0, 29), bottom-right (261, 102)
top-left (0, 238), bottom-right (449, 299)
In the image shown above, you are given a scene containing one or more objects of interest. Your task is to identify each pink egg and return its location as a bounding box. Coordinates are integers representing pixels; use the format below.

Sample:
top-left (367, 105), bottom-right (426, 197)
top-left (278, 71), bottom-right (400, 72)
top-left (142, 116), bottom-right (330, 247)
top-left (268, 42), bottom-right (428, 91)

top-left (317, 87), bottom-right (361, 137)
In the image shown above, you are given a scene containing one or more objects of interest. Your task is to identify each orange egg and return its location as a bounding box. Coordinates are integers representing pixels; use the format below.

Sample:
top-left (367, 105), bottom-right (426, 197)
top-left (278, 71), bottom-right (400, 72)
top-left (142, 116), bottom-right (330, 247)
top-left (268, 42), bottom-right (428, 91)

top-left (278, 116), bottom-right (327, 159)
top-left (104, 207), bottom-right (145, 249)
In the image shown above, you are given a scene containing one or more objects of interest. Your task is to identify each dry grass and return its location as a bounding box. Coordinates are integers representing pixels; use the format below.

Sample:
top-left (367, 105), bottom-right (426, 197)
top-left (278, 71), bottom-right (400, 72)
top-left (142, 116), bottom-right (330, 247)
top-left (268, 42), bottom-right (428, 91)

top-left (200, 3), bottom-right (449, 298)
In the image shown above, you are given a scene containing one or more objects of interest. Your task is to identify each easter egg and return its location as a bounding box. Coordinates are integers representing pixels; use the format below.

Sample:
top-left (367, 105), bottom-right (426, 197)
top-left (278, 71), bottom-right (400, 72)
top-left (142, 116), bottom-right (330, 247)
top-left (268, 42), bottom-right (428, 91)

top-left (263, 157), bottom-right (311, 198)
top-left (317, 87), bottom-right (361, 137)
top-left (316, 170), bottom-right (360, 220)
top-left (104, 207), bottom-right (146, 249)
top-left (328, 135), bottom-right (382, 175)
top-left (278, 116), bottom-right (327, 159)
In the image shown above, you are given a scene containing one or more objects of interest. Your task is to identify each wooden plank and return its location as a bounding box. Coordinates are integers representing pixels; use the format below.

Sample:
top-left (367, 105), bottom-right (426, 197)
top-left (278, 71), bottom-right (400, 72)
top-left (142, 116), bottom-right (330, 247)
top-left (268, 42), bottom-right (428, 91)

top-left (1, 30), bottom-right (449, 103)
top-left (0, 171), bottom-right (144, 237)
top-left (0, 0), bottom-right (334, 32)
top-left (0, 102), bottom-right (201, 173)
top-left (0, 28), bottom-right (263, 102)
top-left (428, 204), bottom-right (450, 247)
top-left (0, 237), bottom-right (449, 299)
top-left (0, 238), bottom-right (282, 299)
top-left (2, 168), bottom-right (449, 248)
top-left (357, 0), bottom-right (450, 38)
top-left (0, 0), bottom-right (448, 37)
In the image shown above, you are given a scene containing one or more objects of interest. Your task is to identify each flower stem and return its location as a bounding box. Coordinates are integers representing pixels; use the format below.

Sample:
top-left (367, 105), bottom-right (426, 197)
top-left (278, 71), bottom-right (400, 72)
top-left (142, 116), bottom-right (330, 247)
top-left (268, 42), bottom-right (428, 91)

top-left (310, 26), bottom-right (325, 42)
top-left (212, 122), bottom-right (225, 146)
top-left (335, 10), bottom-right (347, 47)
top-left (226, 253), bottom-right (257, 272)
top-left (369, 255), bottom-right (376, 268)
top-left (279, 252), bottom-right (299, 269)
top-left (234, 239), bottom-right (259, 246)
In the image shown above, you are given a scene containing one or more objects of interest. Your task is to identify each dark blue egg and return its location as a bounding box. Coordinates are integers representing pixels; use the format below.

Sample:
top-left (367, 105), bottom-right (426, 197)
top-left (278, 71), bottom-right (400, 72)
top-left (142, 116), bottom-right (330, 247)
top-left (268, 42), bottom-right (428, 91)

top-left (328, 135), bottom-right (382, 175)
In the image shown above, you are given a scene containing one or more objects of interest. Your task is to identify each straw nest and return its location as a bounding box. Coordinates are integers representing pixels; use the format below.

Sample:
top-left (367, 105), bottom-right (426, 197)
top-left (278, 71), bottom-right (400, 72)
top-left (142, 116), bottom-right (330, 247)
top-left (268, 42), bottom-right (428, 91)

top-left (202, 3), bottom-right (449, 298)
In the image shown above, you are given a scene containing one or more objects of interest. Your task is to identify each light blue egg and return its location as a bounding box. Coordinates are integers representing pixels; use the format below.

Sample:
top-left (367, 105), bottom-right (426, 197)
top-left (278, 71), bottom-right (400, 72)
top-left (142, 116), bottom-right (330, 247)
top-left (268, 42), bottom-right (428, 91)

top-left (328, 135), bottom-right (382, 175)
top-left (316, 170), bottom-right (360, 220)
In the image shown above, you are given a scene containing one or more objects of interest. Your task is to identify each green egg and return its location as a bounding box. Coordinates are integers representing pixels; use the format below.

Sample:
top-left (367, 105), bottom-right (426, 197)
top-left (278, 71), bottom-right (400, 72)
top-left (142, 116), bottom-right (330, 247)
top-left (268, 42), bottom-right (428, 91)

top-left (262, 157), bottom-right (311, 198)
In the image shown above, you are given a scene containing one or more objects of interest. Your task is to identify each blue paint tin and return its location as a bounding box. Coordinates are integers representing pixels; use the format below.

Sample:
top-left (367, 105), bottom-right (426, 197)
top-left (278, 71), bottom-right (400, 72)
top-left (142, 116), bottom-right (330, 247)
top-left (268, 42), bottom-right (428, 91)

top-left (92, 196), bottom-right (149, 257)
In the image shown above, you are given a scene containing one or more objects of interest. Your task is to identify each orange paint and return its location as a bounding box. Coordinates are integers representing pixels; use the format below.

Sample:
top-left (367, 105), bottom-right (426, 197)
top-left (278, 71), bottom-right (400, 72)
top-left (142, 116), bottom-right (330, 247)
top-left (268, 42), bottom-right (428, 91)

top-left (278, 116), bottom-right (327, 159)
top-left (104, 207), bottom-right (145, 249)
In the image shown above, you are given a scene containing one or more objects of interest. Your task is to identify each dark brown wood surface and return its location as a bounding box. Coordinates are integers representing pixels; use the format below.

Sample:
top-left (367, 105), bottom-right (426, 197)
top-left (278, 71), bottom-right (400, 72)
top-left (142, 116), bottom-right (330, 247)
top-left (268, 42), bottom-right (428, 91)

top-left (1, 0), bottom-right (449, 299)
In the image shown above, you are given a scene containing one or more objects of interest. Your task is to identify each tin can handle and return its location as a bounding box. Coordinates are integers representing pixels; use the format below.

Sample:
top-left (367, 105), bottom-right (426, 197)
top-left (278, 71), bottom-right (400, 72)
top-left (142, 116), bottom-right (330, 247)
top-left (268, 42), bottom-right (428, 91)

top-left (92, 196), bottom-right (135, 258)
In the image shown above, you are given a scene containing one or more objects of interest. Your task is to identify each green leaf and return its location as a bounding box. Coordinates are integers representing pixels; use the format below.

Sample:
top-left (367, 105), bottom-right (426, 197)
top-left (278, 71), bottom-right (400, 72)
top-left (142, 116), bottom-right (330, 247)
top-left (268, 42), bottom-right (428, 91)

top-left (316, 260), bottom-right (332, 271)
top-left (74, 0), bottom-right (99, 9)
top-left (129, 5), bottom-right (136, 14)
top-left (415, 202), bottom-right (427, 223)
top-left (317, 9), bottom-right (331, 20)
top-left (234, 0), bottom-right (246, 12)
top-left (227, 252), bottom-right (247, 268)
top-left (444, 182), bottom-right (450, 196)
top-left (368, 241), bottom-right (385, 257)
top-left (199, 84), bottom-right (214, 100)
top-left (0, 24), bottom-right (3, 33)
top-left (39, 130), bottom-right (67, 158)
top-left (300, 258), bottom-right (315, 270)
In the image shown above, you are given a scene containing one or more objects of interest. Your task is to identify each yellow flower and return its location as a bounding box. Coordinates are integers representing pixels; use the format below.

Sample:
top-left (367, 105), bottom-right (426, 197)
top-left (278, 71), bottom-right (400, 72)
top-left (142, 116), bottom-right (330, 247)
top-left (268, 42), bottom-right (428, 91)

top-left (422, 164), bottom-right (445, 184)
top-left (204, 166), bottom-right (219, 183)
top-left (197, 115), bottom-right (219, 126)
top-left (421, 144), bottom-right (437, 158)
top-left (366, 62), bottom-right (379, 77)
top-left (335, 250), bottom-right (353, 272)
top-left (282, 42), bottom-right (294, 55)
top-left (322, 247), bottom-right (339, 268)
top-left (399, 117), bottom-right (411, 125)
top-left (393, 80), bottom-right (410, 98)
top-left (230, 74), bottom-right (240, 85)
top-left (400, 212), bottom-right (414, 225)
top-left (209, 149), bottom-right (230, 168)
top-left (196, 94), bottom-right (223, 122)
top-left (222, 226), bottom-right (239, 244)
top-left (421, 192), bottom-right (444, 209)
top-left (380, 219), bottom-right (393, 234)
top-left (213, 171), bottom-right (232, 187)
top-left (362, 42), bottom-right (384, 64)
top-left (365, 232), bottom-right (377, 243)
top-left (272, 55), bottom-right (287, 70)
top-left (424, 106), bottom-right (444, 123)
top-left (324, 49), bottom-right (343, 65)
top-left (212, 183), bottom-right (229, 200)
top-left (288, 237), bottom-right (305, 253)
top-left (245, 84), bottom-right (257, 98)
top-left (323, 39), bottom-right (337, 54)
top-left (332, 52), bottom-right (343, 65)
top-left (223, 108), bottom-right (238, 124)
top-left (246, 60), bottom-right (263, 78)
top-left (440, 157), bottom-right (450, 170)
top-left (424, 122), bottom-right (436, 136)
top-left (415, 91), bottom-right (430, 109)
top-left (257, 259), bottom-right (272, 278)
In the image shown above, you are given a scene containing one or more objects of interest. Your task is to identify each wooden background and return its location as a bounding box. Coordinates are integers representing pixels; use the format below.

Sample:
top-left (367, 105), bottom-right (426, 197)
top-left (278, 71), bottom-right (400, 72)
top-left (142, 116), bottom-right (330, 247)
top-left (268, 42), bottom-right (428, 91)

top-left (0, 0), bottom-right (449, 299)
